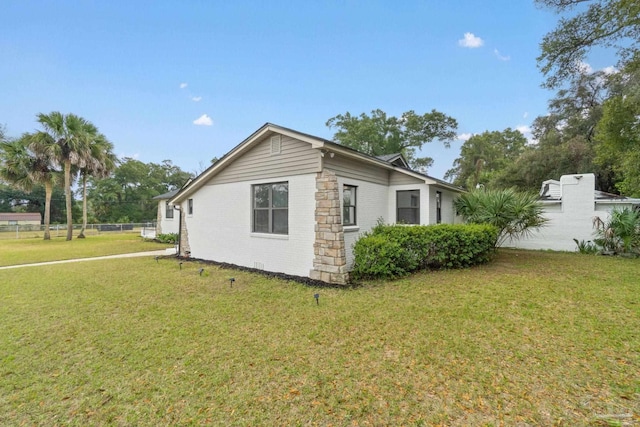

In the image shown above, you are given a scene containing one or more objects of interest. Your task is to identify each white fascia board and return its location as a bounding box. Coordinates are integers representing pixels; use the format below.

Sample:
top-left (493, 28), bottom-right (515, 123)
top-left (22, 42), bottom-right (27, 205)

top-left (323, 145), bottom-right (396, 169)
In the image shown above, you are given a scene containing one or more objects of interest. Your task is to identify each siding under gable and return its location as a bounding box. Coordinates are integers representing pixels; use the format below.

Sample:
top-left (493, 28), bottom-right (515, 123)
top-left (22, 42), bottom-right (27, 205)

top-left (324, 155), bottom-right (389, 185)
top-left (208, 134), bottom-right (321, 185)
top-left (389, 170), bottom-right (423, 185)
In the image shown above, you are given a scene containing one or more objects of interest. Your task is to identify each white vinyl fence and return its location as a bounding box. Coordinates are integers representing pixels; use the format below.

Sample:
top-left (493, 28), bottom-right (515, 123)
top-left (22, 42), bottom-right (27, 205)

top-left (0, 222), bottom-right (157, 240)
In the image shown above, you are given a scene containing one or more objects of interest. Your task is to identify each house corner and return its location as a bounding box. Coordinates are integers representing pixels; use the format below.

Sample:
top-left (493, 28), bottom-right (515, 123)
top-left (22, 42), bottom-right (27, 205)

top-left (310, 170), bottom-right (349, 285)
top-left (155, 202), bottom-right (163, 236)
top-left (179, 207), bottom-right (191, 257)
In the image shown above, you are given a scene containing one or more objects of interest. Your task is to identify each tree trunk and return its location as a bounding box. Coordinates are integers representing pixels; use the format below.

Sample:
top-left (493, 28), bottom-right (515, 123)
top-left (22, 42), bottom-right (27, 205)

top-left (43, 181), bottom-right (52, 240)
top-left (64, 158), bottom-right (73, 241)
top-left (78, 173), bottom-right (87, 238)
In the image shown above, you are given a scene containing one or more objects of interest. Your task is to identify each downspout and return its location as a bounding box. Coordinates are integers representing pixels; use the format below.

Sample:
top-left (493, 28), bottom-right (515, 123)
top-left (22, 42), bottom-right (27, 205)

top-left (174, 205), bottom-right (182, 255)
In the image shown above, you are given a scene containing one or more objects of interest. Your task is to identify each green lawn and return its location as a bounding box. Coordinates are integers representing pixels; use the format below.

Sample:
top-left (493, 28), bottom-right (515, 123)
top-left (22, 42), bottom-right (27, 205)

top-left (0, 233), bottom-right (171, 266)
top-left (0, 250), bottom-right (638, 425)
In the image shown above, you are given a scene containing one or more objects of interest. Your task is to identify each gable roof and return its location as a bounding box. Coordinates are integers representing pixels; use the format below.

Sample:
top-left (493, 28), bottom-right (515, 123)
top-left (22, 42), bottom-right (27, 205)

top-left (375, 153), bottom-right (410, 168)
top-left (153, 189), bottom-right (180, 200)
top-left (170, 123), bottom-right (463, 203)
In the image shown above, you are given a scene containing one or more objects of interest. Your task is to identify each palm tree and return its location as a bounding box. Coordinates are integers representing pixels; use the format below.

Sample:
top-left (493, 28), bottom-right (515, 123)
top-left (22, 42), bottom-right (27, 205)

top-left (0, 135), bottom-right (59, 240)
top-left (454, 188), bottom-right (548, 247)
top-left (77, 133), bottom-right (117, 238)
top-left (31, 112), bottom-right (97, 240)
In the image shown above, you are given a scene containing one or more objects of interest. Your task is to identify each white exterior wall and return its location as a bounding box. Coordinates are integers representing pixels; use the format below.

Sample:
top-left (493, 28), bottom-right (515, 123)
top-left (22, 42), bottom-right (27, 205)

top-left (337, 177), bottom-right (389, 269)
top-left (509, 173), bottom-right (637, 251)
top-left (182, 174), bottom-right (317, 277)
top-left (158, 201), bottom-right (180, 235)
top-left (387, 184), bottom-right (431, 225)
top-left (428, 187), bottom-right (461, 225)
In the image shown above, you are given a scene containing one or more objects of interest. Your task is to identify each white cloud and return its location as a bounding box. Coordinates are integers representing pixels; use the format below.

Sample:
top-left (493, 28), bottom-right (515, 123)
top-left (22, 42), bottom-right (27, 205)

top-left (191, 96), bottom-right (202, 102)
top-left (458, 32), bottom-right (484, 48)
top-left (193, 114), bottom-right (213, 126)
top-left (516, 125), bottom-right (531, 134)
top-left (577, 61), bottom-right (593, 74)
top-left (180, 83), bottom-right (188, 89)
top-left (494, 48), bottom-right (510, 61)
top-left (523, 112), bottom-right (529, 119)
top-left (602, 65), bottom-right (618, 75)
top-left (458, 133), bottom-right (473, 141)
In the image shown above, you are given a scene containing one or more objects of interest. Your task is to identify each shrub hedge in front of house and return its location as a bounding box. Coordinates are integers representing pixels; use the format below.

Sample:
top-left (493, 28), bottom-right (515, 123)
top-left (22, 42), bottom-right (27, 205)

top-left (351, 223), bottom-right (498, 281)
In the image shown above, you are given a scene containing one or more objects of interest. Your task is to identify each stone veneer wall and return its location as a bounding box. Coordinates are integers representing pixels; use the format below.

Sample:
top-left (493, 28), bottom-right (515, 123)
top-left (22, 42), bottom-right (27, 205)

top-left (310, 170), bottom-right (349, 284)
top-left (179, 207), bottom-right (191, 257)
top-left (155, 203), bottom-right (163, 235)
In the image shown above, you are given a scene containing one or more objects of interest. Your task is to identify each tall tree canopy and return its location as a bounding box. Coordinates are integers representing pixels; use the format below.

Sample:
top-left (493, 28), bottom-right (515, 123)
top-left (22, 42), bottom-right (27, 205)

top-left (448, 70), bottom-right (620, 193)
top-left (445, 129), bottom-right (528, 189)
top-left (0, 183), bottom-right (67, 223)
top-left (537, 0), bottom-right (640, 88)
top-left (595, 60), bottom-right (640, 196)
top-left (88, 159), bottom-right (193, 223)
top-left (326, 109), bottom-right (458, 172)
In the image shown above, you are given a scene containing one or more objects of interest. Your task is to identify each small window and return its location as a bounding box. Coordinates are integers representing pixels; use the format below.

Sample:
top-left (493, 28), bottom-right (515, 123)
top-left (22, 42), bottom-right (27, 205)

top-left (343, 185), bottom-right (357, 226)
top-left (397, 190), bottom-right (420, 224)
top-left (8, 220), bottom-right (17, 225)
top-left (253, 182), bottom-right (288, 234)
top-left (270, 135), bottom-right (281, 155)
top-left (188, 199), bottom-right (193, 215)
top-left (166, 202), bottom-right (174, 219)
top-left (436, 191), bottom-right (442, 224)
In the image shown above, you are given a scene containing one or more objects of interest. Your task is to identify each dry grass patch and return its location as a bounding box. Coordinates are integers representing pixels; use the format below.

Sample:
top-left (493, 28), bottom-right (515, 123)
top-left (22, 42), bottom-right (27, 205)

top-left (0, 250), bottom-right (638, 425)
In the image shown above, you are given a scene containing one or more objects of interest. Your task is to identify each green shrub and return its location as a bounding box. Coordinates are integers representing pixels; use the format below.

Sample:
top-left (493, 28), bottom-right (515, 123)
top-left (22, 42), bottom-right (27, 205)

top-left (156, 233), bottom-right (178, 244)
top-left (351, 223), bottom-right (498, 281)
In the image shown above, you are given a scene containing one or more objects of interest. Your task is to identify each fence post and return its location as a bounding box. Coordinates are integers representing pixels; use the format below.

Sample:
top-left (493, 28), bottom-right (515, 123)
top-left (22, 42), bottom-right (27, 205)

top-left (16, 225), bottom-right (19, 240)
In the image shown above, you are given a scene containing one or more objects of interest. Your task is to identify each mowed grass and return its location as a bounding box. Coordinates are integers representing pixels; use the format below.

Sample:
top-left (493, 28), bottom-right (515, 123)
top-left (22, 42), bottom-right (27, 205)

top-left (0, 250), bottom-right (638, 426)
top-left (0, 233), bottom-right (171, 266)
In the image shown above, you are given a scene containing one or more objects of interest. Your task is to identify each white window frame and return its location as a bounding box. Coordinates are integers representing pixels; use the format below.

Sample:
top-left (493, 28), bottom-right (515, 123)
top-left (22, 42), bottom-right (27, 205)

top-left (396, 190), bottom-right (420, 224)
top-left (252, 182), bottom-right (289, 235)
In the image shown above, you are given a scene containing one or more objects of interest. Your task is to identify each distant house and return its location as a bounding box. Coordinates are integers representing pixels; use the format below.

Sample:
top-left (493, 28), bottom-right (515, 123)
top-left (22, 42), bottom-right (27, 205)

top-left (153, 189), bottom-right (180, 236)
top-left (0, 212), bottom-right (41, 226)
top-left (169, 123), bottom-right (463, 284)
top-left (509, 173), bottom-right (640, 251)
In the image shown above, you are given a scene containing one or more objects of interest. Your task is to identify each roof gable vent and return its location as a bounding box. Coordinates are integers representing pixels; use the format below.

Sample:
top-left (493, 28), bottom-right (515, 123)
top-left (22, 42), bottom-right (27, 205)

top-left (270, 135), bottom-right (281, 155)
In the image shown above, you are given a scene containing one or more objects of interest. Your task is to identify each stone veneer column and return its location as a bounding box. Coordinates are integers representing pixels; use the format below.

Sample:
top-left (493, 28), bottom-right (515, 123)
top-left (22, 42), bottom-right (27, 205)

top-left (156, 203), bottom-right (163, 235)
top-left (179, 208), bottom-right (191, 257)
top-left (310, 170), bottom-right (349, 284)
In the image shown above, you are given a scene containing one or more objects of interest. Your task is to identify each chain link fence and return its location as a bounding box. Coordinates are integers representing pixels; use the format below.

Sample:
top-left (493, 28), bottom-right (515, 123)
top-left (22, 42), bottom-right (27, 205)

top-left (0, 223), bottom-right (157, 240)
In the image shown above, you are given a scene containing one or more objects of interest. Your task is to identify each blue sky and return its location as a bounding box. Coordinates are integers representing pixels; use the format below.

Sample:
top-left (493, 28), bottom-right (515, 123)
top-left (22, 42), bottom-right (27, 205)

top-left (1, 1), bottom-right (615, 180)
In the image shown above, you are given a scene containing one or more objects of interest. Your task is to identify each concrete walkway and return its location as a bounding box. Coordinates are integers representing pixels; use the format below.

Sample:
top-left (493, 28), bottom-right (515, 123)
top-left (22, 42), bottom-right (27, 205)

top-left (0, 249), bottom-right (173, 270)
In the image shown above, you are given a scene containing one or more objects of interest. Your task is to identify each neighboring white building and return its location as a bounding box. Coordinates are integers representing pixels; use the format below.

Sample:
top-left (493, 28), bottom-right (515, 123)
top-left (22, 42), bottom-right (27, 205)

top-left (509, 173), bottom-right (640, 251)
top-left (153, 189), bottom-right (180, 236)
top-left (170, 123), bottom-right (464, 284)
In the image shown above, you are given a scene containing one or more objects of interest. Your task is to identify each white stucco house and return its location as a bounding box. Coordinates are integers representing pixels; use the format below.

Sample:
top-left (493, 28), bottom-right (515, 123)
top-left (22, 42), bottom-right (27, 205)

top-left (169, 123), bottom-right (464, 284)
top-left (152, 189), bottom-right (180, 237)
top-left (509, 173), bottom-right (640, 251)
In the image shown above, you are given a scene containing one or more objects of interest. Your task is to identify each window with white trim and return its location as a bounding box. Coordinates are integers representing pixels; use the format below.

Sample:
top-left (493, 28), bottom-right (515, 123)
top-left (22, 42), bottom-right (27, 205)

top-left (253, 182), bottom-right (288, 234)
top-left (397, 190), bottom-right (420, 224)
top-left (343, 185), bottom-right (357, 226)
top-left (436, 191), bottom-right (442, 224)
top-left (188, 198), bottom-right (193, 215)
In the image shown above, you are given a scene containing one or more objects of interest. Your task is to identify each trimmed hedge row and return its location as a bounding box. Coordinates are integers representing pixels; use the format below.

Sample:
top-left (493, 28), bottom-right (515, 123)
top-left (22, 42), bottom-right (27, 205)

top-left (351, 223), bottom-right (498, 280)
